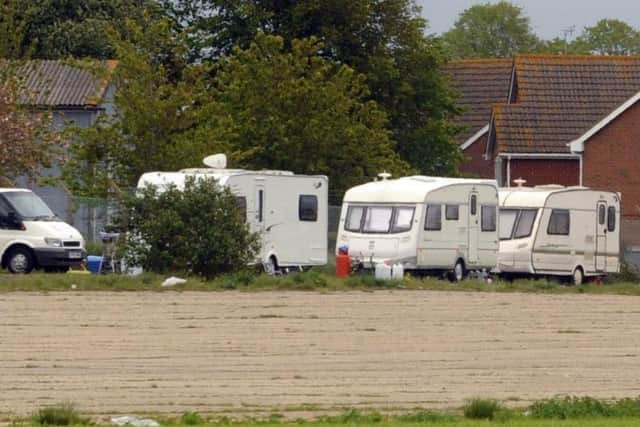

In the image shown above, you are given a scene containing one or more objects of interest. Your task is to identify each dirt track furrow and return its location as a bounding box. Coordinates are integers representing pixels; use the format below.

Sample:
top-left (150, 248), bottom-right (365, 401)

top-left (1, 291), bottom-right (640, 417)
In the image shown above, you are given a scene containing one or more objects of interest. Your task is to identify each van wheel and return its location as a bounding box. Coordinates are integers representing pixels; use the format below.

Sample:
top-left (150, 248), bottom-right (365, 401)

top-left (264, 256), bottom-right (279, 275)
top-left (7, 247), bottom-right (35, 274)
top-left (572, 267), bottom-right (584, 286)
top-left (450, 260), bottom-right (466, 282)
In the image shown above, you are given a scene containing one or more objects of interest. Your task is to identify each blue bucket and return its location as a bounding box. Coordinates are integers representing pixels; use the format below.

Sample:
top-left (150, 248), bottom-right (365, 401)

top-left (87, 255), bottom-right (103, 274)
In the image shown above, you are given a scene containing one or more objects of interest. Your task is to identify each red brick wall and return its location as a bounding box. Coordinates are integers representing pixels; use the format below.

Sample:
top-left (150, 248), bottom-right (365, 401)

top-left (583, 101), bottom-right (640, 220)
top-left (506, 158), bottom-right (580, 187)
top-left (459, 134), bottom-right (494, 178)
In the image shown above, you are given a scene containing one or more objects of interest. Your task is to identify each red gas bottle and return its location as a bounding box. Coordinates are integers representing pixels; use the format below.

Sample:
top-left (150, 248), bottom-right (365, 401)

top-left (336, 245), bottom-right (351, 278)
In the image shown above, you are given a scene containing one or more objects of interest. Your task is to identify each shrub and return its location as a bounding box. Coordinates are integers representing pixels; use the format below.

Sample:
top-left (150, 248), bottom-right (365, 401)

top-left (118, 177), bottom-right (260, 279)
top-left (529, 396), bottom-right (640, 419)
top-left (463, 398), bottom-right (501, 419)
top-left (33, 402), bottom-right (86, 425)
top-left (180, 412), bottom-right (204, 425)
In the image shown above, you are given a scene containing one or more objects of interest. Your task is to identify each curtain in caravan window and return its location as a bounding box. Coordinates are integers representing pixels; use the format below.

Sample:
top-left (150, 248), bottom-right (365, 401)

top-left (481, 205), bottom-right (496, 231)
top-left (548, 209), bottom-right (570, 235)
top-left (363, 206), bottom-right (393, 233)
top-left (392, 207), bottom-right (415, 232)
top-left (345, 206), bottom-right (365, 232)
top-left (424, 204), bottom-right (442, 231)
top-left (499, 209), bottom-right (518, 240)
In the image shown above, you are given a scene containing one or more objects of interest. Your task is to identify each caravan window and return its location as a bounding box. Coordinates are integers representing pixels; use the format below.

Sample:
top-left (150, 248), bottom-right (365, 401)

top-left (445, 204), bottom-right (459, 220)
top-left (499, 209), bottom-right (518, 240)
top-left (345, 206), bottom-right (365, 232)
top-left (514, 209), bottom-right (537, 239)
top-left (607, 206), bottom-right (616, 232)
top-left (598, 205), bottom-right (606, 225)
top-left (500, 209), bottom-right (538, 240)
top-left (299, 195), bottom-right (318, 222)
top-left (470, 195), bottom-right (477, 215)
top-left (391, 207), bottom-right (415, 233)
top-left (548, 209), bottom-right (570, 235)
top-left (481, 205), bottom-right (497, 232)
top-left (363, 206), bottom-right (393, 233)
top-left (424, 204), bottom-right (442, 231)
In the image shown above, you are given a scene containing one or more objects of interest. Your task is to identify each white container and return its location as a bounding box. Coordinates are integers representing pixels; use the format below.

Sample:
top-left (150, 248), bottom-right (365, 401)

top-left (375, 262), bottom-right (392, 280)
top-left (392, 263), bottom-right (404, 280)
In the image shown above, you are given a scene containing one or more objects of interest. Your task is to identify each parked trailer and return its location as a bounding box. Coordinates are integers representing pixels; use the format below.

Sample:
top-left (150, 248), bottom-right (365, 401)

top-left (335, 175), bottom-right (499, 280)
top-left (497, 185), bottom-right (620, 284)
top-left (137, 155), bottom-right (328, 273)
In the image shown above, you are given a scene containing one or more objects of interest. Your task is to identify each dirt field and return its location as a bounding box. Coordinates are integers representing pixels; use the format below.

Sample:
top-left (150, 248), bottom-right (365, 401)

top-left (2, 290), bottom-right (640, 418)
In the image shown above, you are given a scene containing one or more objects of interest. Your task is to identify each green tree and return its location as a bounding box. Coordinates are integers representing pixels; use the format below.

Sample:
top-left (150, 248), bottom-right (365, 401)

top-left (60, 18), bottom-right (232, 198)
top-left (442, 1), bottom-right (541, 58)
top-left (10, 0), bottom-right (161, 59)
top-left (163, 0), bottom-right (462, 176)
top-left (0, 0), bottom-right (27, 58)
top-left (575, 19), bottom-right (640, 55)
top-left (120, 177), bottom-right (260, 278)
top-left (215, 34), bottom-right (411, 200)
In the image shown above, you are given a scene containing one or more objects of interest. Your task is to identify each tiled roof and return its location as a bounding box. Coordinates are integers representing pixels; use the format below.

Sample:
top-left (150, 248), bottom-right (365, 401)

top-left (444, 59), bottom-right (513, 144)
top-left (493, 55), bottom-right (640, 153)
top-left (15, 60), bottom-right (117, 107)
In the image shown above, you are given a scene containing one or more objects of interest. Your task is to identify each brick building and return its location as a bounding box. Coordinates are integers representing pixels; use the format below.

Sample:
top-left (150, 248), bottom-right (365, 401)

top-left (447, 55), bottom-right (640, 246)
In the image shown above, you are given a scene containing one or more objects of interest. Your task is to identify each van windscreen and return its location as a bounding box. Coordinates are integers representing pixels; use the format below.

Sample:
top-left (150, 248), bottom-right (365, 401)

top-left (3, 191), bottom-right (56, 221)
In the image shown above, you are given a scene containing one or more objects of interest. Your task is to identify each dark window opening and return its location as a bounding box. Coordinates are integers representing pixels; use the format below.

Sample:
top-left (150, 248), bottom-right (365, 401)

top-left (470, 195), bottom-right (477, 215)
top-left (481, 205), bottom-right (497, 232)
top-left (425, 204), bottom-right (442, 231)
top-left (445, 204), bottom-right (459, 220)
top-left (548, 209), bottom-right (570, 235)
top-left (258, 190), bottom-right (263, 222)
top-left (299, 195), bottom-right (318, 222)
top-left (607, 206), bottom-right (616, 232)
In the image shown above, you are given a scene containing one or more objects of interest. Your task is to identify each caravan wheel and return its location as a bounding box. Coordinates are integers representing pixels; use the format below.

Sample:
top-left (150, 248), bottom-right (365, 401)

top-left (572, 267), bottom-right (584, 286)
top-left (264, 256), bottom-right (279, 275)
top-left (449, 260), bottom-right (466, 282)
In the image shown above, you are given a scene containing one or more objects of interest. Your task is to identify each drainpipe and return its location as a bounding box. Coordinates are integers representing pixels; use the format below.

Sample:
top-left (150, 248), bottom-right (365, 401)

top-left (506, 155), bottom-right (511, 188)
top-left (579, 154), bottom-right (584, 186)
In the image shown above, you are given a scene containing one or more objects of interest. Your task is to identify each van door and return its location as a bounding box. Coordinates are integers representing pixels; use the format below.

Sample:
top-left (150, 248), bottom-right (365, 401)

top-left (595, 201), bottom-right (607, 271)
top-left (467, 192), bottom-right (479, 264)
top-left (254, 179), bottom-right (268, 261)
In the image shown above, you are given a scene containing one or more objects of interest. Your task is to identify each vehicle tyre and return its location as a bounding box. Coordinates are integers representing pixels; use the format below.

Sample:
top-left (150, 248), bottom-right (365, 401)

top-left (263, 256), bottom-right (279, 275)
top-left (572, 267), bottom-right (584, 286)
top-left (7, 247), bottom-right (35, 274)
top-left (450, 259), bottom-right (466, 282)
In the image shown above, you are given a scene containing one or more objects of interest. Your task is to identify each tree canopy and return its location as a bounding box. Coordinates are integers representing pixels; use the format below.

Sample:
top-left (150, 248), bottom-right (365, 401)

top-left (442, 1), bottom-right (541, 58)
top-left (576, 19), bottom-right (640, 55)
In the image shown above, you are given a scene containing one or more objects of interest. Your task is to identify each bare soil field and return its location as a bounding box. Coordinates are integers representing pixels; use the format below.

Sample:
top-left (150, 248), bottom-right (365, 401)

top-left (2, 290), bottom-right (640, 418)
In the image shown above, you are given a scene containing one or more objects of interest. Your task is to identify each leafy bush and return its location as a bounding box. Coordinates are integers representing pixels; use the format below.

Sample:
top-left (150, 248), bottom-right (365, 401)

top-left (529, 396), bottom-right (640, 419)
top-left (180, 411), bottom-right (204, 425)
top-left (463, 398), bottom-right (501, 419)
top-left (33, 402), bottom-right (86, 425)
top-left (118, 177), bottom-right (260, 279)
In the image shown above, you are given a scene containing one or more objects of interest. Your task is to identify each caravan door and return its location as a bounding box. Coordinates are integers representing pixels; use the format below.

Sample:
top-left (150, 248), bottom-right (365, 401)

top-left (595, 201), bottom-right (607, 271)
top-left (467, 192), bottom-right (479, 264)
top-left (254, 179), bottom-right (269, 261)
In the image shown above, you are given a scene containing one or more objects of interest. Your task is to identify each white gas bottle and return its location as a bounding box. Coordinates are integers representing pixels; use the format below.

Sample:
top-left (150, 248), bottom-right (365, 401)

top-left (375, 262), bottom-right (392, 280)
top-left (392, 263), bottom-right (404, 280)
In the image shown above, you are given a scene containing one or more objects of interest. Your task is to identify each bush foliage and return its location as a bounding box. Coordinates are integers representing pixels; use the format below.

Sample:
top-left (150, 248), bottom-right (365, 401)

top-left (119, 177), bottom-right (260, 279)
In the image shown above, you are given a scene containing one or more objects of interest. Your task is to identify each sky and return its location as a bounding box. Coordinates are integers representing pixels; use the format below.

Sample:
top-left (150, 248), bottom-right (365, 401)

top-left (418, 0), bottom-right (640, 40)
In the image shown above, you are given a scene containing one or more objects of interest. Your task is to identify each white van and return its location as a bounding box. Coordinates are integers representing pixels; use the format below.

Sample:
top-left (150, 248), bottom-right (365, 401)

top-left (137, 155), bottom-right (328, 273)
top-left (0, 188), bottom-right (86, 273)
top-left (336, 175), bottom-right (499, 280)
top-left (498, 185), bottom-right (620, 284)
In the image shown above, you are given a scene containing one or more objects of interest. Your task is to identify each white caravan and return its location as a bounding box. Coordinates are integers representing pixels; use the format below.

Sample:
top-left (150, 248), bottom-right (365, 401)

top-left (0, 188), bottom-right (86, 273)
top-left (336, 176), bottom-right (499, 280)
top-left (137, 155), bottom-right (328, 272)
top-left (497, 185), bottom-right (620, 284)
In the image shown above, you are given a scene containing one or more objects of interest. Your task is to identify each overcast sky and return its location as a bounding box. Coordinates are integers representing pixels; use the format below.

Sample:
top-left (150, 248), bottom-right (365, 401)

top-left (418, 0), bottom-right (640, 39)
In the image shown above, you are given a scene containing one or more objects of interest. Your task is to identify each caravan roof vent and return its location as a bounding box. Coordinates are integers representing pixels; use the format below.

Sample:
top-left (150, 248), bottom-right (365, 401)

top-left (377, 172), bottom-right (392, 181)
top-left (513, 178), bottom-right (527, 188)
top-left (203, 153), bottom-right (227, 169)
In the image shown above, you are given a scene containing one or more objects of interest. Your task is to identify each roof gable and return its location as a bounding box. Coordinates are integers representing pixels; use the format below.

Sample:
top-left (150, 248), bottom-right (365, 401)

top-left (490, 54), bottom-right (640, 154)
top-left (443, 59), bottom-right (513, 146)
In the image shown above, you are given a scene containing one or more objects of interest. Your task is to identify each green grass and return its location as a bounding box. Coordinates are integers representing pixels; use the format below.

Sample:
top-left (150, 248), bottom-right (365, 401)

top-left (1, 268), bottom-right (640, 294)
top-left (32, 402), bottom-right (88, 425)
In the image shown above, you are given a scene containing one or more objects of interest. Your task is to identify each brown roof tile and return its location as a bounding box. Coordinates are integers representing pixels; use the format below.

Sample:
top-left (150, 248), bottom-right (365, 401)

top-left (443, 59), bottom-right (513, 143)
top-left (494, 55), bottom-right (640, 153)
